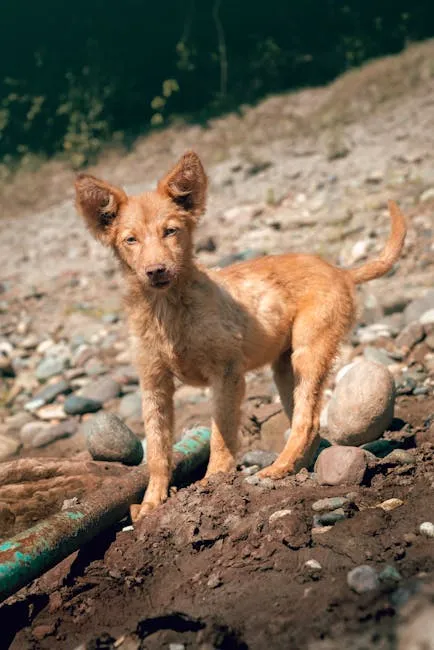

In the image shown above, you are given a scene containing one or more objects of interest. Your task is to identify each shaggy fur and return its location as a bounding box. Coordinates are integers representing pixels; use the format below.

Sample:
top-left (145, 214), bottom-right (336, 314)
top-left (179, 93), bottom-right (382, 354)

top-left (75, 151), bottom-right (407, 521)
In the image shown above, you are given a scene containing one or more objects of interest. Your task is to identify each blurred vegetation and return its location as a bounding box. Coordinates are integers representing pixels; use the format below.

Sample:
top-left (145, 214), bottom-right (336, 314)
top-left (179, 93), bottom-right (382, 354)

top-left (0, 0), bottom-right (433, 169)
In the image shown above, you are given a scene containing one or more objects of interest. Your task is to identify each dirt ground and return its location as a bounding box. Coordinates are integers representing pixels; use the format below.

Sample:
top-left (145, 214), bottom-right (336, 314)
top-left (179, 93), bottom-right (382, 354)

top-left (1, 42), bottom-right (434, 650)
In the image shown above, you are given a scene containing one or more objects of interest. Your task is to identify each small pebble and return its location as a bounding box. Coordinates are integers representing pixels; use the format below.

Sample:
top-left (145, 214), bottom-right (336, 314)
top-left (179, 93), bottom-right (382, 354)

top-left (419, 522), bottom-right (434, 538)
top-left (347, 565), bottom-right (379, 594)
top-left (314, 508), bottom-right (348, 526)
top-left (377, 498), bottom-right (404, 512)
top-left (312, 525), bottom-right (333, 535)
top-left (240, 449), bottom-right (278, 469)
top-left (245, 475), bottom-right (274, 489)
top-left (379, 565), bottom-right (402, 584)
top-left (64, 395), bottom-right (102, 415)
top-left (304, 559), bottom-right (322, 573)
top-left (311, 496), bottom-right (349, 512)
top-left (269, 509), bottom-right (293, 523)
top-left (169, 644), bottom-right (186, 650)
top-left (207, 574), bottom-right (222, 589)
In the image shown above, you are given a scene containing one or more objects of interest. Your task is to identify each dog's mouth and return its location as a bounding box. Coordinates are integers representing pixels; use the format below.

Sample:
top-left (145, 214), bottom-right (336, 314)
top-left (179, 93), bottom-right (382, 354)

top-left (150, 278), bottom-right (172, 289)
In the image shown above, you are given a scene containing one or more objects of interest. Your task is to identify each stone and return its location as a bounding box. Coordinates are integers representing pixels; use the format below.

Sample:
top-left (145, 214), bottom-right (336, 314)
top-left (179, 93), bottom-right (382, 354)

top-left (36, 404), bottom-right (67, 420)
top-left (378, 565), bottom-right (402, 585)
top-left (395, 322), bottom-right (425, 351)
top-left (395, 375), bottom-right (417, 395)
top-left (240, 450), bottom-right (278, 470)
top-left (403, 289), bottom-right (434, 325)
top-left (377, 498), bottom-right (404, 512)
top-left (420, 187), bottom-right (434, 202)
top-left (32, 420), bottom-right (78, 448)
top-left (85, 412), bottom-right (144, 465)
top-left (420, 309), bottom-right (434, 325)
top-left (363, 346), bottom-right (394, 366)
top-left (269, 509), bottom-right (293, 523)
top-left (311, 496), bottom-right (349, 512)
top-left (347, 565), bottom-right (379, 594)
top-left (118, 392), bottom-right (142, 420)
top-left (84, 357), bottom-right (108, 376)
top-left (419, 522), bottom-right (434, 538)
top-left (112, 365), bottom-right (139, 385)
top-left (207, 574), bottom-right (222, 588)
top-left (20, 421), bottom-right (52, 447)
top-left (314, 446), bottom-right (367, 486)
top-left (326, 361), bottom-right (395, 446)
top-left (314, 508), bottom-right (348, 526)
top-left (304, 559), bottom-right (322, 572)
top-left (36, 357), bottom-right (67, 382)
top-left (64, 395), bottom-right (102, 416)
top-left (381, 450), bottom-right (415, 465)
top-left (32, 379), bottom-right (71, 405)
top-left (4, 411), bottom-right (33, 431)
top-left (0, 434), bottom-right (20, 461)
top-left (78, 376), bottom-right (121, 404)
top-left (362, 438), bottom-right (399, 458)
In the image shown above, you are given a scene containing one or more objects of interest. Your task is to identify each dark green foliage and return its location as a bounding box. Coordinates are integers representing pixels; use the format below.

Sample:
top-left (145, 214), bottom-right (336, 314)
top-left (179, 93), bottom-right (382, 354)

top-left (0, 0), bottom-right (432, 165)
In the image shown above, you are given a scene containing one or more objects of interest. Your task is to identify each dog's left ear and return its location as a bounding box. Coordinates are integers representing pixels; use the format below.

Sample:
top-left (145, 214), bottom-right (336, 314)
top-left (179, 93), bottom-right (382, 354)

top-left (158, 151), bottom-right (207, 221)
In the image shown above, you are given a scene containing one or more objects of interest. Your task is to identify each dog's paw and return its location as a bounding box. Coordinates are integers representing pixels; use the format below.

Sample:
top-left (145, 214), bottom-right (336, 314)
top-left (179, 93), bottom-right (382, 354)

top-left (257, 462), bottom-right (293, 480)
top-left (129, 501), bottom-right (158, 522)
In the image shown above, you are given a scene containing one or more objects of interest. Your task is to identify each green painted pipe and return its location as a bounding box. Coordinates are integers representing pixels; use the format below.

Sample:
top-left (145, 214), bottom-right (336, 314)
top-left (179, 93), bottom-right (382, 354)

top-left (0, 427), bottom-right (210, 603)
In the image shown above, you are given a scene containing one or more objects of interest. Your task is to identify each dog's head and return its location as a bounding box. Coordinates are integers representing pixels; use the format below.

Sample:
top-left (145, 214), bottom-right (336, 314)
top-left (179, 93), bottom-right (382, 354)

top-left (75, 151), bottom-right (207, 291)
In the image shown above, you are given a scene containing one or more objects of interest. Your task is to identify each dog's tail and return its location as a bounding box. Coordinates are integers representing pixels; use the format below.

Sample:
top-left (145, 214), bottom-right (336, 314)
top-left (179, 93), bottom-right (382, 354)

top-left (348, 200), bottom-right (407, 285)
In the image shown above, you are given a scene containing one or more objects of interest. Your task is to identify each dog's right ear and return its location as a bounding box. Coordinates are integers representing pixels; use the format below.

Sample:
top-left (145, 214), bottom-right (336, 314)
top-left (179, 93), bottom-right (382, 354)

top-left (74, 174), bottom-right (127, 245)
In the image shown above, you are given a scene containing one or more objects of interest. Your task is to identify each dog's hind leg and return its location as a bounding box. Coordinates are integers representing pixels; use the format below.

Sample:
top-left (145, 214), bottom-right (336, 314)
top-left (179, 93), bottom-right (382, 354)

top-left (272, 352), bottom-right (294, 424)
top-left (259, 306), bottom-right (349, 479)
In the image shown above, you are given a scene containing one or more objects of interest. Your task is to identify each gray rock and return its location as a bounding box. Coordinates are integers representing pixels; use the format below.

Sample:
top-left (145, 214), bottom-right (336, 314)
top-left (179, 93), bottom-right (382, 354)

top-left (378, 565), bottom-right (402, 585)
top-left (85, 412), bottom-right (143, 465)
top-left (240, 449), bottom-right (278, 469)
top-left (404, 289), bottom-right (434, 325)
top-left (78, 376), bottom-right (121, 404)
top-left (395, 375), bottom-right (417, 396)
top-left (32, 420), bottom-right (78, 447)
top-left (420, 309), bottom-right (434, 325)
top-left (347, 565), bottom-right (379, 594)
top-left (4, 411), bottom-right (33, 431)
top-left (20, 421), bottom-right (52, 446)
top-left (0, 434), bottom-right (21, 461)
top-left (315, 446), bottom-right (367, 486)
top-left (33, 379), bottom-right (71, 405)
top-left (363, 346), bottom-right (394, 366)
top-left (84, 358), bottom-right (108, 376)
top-left (311, 496), bottom-right (349, 512)
top-left (118, 391), bottom-right (142, 420)
top-left (327, 360), bottom-right (395, 446)
top-left (36, 357), bottom-right (67, 382)
top-left (64, 395), bottom-right (102, 415)
top-left (314, 508), bottom-right (348, 526)
top-left (395, 322), bottom-right (425, 351)
top-left (381, 449), bottom-right (415, 465)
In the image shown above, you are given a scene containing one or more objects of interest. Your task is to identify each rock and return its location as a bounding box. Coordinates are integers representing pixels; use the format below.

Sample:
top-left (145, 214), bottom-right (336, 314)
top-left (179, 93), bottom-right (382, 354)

top-left (85, 412), bottom-right (144, 465)
top-left (240, 450), bottom-right (278, 469)
top-left (36, 404), bottom-right (67, 420)
top-left (395, 375), bottom-right (417, 396)
top-left (32, 379), bottom-right (71, 405)
top-left (377, 498), bottom-right (404, 512)
top-left (4, 411), bottom-right (33, 431)
top-left (311, 496), bottom-right (349, 512)
top-left (404, 289), bottom-right (434, 325)
top-left (78, 376), bottom-right (121, 404)
top-left (419, 522), bottom-right (434, 538)
top-left (32, 420), bottom-right (78, 448)
top-left (64, 395), bottom-right (102, 415)
top-left (207, 574), bottom-right (223, 589)
top-left (0, 435), bottom-right (20, 461)
top-left (395, 322), bottom-right (425, 351)
top-left (36, 357), bottom-right (67, 382)
top-left (269, 509), bottom-right (293, 523)
top-left (112, 365), bottom-right (139, 385)
top-left (244, 474), bottom-right (275, 489)
top-left (420, 187), bottom-right (434, 202)
top-left (20, 334), bottom-right (39, 350)
top-left (84, 358), bottom-right (108, 376)
top-left (362, 438), bottom-right (399, 457)
top-left (20, 421), bottom-right (52, 446)
top-left (326, 361), bottom-right (395, 446)
top-left (381, 450), bottom-right (415, 465)
top-left (32, 624), bottom-right (55, 640)
top-left (347, 565), bottom-right (379, 594)
top-left (378, 565), bottom-right (402, 585)
top-left (363, 346), bottom-right (394, 366)
top-left (313, 508), bottom-right (348, 526)
top-left (315, 446), bottom-right (367, 486)
top-left (420, 309), bottom-right (434, 325)
top-left (304, 559), bottom-right (322, 572)
top-left (118, 392), bottom-right (142, 420)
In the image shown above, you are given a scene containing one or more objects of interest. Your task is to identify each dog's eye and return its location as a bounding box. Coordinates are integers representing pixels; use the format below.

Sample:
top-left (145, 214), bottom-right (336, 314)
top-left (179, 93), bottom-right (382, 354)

top-left (163, 227), bottom-right (178, 238)
top-left (125, 236), bottom-right (137, 245)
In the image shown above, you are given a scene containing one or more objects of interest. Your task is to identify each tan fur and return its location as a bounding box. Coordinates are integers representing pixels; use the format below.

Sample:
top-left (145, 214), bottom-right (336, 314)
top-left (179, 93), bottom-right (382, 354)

top-left (75, 151), bottom-right (407, 521)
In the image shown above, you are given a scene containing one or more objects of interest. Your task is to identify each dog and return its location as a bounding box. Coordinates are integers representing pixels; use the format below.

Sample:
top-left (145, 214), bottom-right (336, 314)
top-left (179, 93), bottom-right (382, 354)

top-left (75, 151), bottom-right (406, 521)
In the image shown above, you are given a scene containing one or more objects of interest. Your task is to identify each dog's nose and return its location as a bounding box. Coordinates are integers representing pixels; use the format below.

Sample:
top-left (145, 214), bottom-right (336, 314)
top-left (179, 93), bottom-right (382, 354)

top-left (145, 264), bottom-right (168, 280)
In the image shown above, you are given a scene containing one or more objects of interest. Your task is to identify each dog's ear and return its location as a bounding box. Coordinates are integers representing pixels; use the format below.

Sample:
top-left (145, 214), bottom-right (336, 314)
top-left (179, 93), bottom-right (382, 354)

top-left (158, 151), bottom-right (207, 220)
top-left (75, 174), bottom-right (127, 245)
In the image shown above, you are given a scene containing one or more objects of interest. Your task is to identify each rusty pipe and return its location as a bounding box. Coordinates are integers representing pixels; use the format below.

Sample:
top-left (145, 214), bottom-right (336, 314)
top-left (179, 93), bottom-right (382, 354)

top-left (0, 427), bottom-right (210, 603)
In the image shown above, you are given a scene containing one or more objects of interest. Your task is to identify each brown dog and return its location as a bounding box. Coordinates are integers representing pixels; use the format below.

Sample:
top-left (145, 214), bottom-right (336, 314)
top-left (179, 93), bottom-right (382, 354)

top-left (75, 151), bottom-right (406, 520)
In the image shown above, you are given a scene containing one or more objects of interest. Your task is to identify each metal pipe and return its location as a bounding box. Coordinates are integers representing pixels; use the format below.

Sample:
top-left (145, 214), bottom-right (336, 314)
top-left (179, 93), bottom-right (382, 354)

top-left (0, 427), bottom-right (210, 603)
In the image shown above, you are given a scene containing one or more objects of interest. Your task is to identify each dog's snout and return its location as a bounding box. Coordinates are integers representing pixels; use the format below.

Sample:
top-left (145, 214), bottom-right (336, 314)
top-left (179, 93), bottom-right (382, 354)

top-left (145, 264), bottom-right (167, 280)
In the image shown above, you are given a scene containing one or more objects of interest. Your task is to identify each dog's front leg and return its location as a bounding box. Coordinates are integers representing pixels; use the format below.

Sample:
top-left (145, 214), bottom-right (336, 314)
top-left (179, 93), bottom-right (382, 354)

top-left (205, 365), bottom-right (245, 477)
top-left (130, 372), bottom-right (175, 521)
